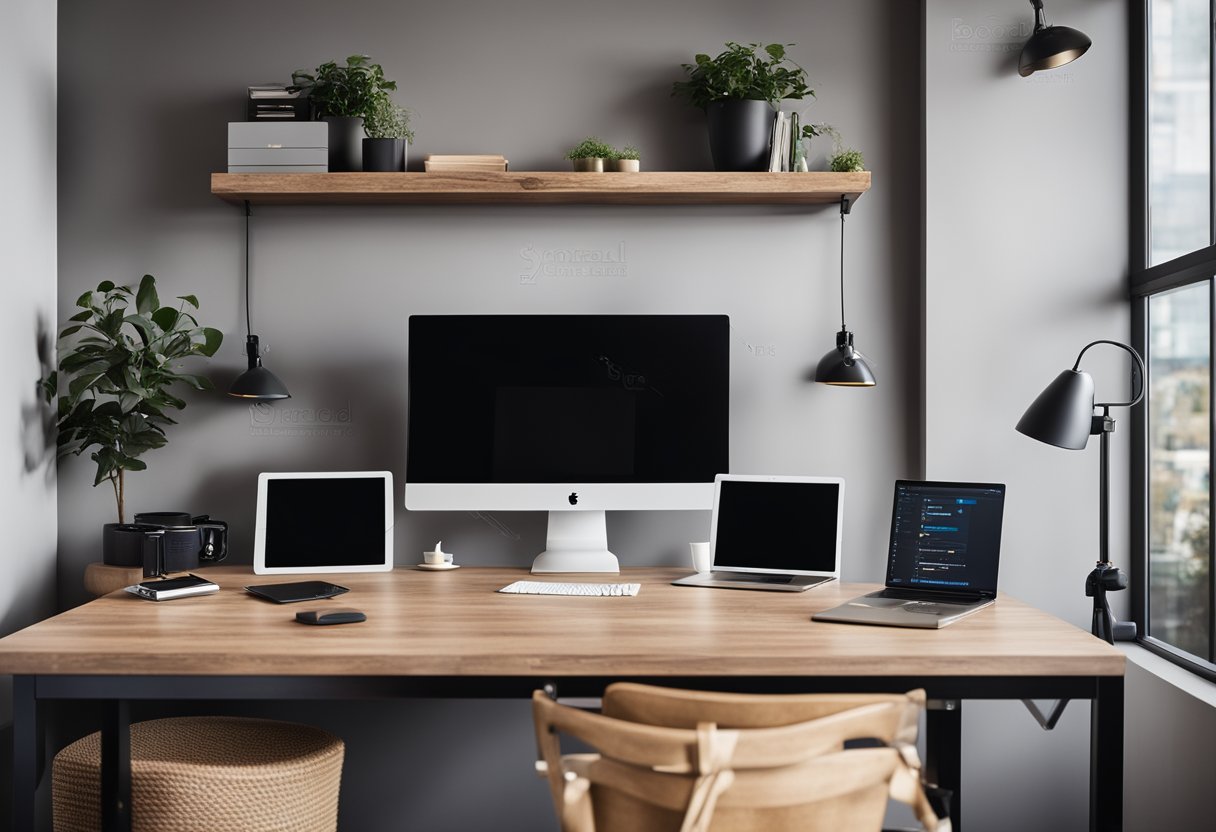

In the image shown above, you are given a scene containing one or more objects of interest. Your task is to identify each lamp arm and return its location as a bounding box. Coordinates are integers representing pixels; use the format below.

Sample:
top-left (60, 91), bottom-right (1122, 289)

top-left (1029, 0), bottom-right (1047, 30)
top-left (1072, 339), bottom-right (1146, 409)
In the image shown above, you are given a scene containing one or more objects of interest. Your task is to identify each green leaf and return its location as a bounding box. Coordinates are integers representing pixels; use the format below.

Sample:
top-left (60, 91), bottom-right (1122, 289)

top-left (69, 310), bottom-right (93, 322)
top-left (176, 294), bottom-right (199, 309)
top-left (136, 274), bottom-right (159, 315)
top-left (764, 43), bottom-right (785, 61)
top-left (198, 328), bottom-right (224, 357)
top-left (97, 280), bottom-right (115, 292)
top-left (123, 314), bottom-right (156, 344)
top-left (151, 307), bottom-right (178, 332)
top-left (58, 325), bottom-right (83, 338)
top-left (75, 290), bottom-right (93, 308)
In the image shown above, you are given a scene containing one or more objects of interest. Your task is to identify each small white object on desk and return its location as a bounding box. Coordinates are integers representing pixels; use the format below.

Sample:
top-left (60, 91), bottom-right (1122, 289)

top-left (498, 581), bottom-right (640, 597)
top-left (419, 541), bottom-right (459, 570)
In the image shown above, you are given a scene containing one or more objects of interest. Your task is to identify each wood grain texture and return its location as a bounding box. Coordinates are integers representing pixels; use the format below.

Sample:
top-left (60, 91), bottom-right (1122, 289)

top-left (0, 568), bottom-right (1124, 678)
top-left (210, 171), bottom-right (871, 206)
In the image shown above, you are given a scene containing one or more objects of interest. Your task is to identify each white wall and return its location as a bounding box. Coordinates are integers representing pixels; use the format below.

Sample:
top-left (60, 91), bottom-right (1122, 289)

top-left (0, 0), bottom-right (58, 821)
top-left (924, 1), bottom-right (1129, 829)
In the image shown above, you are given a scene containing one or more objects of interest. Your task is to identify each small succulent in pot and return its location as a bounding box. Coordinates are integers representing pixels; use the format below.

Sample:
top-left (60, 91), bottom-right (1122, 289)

top-left (606, 145), bottom-right (641, 172)
top-left (565, 137), bottom-right (615, 172)
top-left (829, 147), bottom-right (865, 173)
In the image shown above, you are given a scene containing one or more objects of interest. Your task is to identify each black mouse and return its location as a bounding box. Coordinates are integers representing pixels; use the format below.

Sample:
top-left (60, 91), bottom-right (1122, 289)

top-left (295, 609), bottom-right (367, 625)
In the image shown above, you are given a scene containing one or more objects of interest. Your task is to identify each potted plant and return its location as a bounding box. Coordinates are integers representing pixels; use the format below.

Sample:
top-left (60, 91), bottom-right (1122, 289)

top-left (363, 96), bottom-right (415, 172)
top-left (607, 145), bottom-right (641, 173)
top-left (565, 137), bottom-right (614, 172)
top-left (673, 42), bottom-right (815, 172)
top-left (291, 55), bottom-right (398, 171)
top-left (42, 275), bottom-right (223, 565)
top-left (829, 147), bottom-right (865, 173)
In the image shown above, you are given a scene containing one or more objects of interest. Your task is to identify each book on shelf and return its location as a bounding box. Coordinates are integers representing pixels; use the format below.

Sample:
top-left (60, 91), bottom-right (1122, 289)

top-left (423, 154), bottom-right (509, 172)
top-left (767, 111), bottom-right (808, 172)
top-left (248, 84), bottom-right (302, 99)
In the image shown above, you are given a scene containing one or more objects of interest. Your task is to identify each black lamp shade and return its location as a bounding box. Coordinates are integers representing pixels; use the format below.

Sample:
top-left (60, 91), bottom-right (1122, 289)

top-left (1019, 24), bottom-right (1091, 77)
top-left (814, 330), bottom-right (876, 387)
top-left (228, 365), bottom-right (291, 400)
top-left (227, 335), bottom-right (290, 400)
top-left (1015, 369), bottom-right (1094, 449)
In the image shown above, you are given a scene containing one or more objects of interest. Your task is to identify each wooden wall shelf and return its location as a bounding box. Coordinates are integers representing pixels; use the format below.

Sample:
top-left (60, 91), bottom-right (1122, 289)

top-left (210, 171), bottom-right (870, 207)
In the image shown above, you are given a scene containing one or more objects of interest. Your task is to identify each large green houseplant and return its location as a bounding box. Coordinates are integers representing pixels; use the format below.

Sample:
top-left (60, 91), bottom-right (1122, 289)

top-left (673, 42), bottom-right (817, 171)
top-left (44, 275), bottom-right (222, 528)
top-left (291, 54), bottom-right (399, 171)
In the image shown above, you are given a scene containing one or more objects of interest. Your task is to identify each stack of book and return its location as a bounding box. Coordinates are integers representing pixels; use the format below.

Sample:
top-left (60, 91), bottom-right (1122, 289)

top-left (423, 154), bottom-right (509, 172)
top-left (767, 111), bottom-right (808, 172)
top-left (247, 84), bottom-right (309, 121)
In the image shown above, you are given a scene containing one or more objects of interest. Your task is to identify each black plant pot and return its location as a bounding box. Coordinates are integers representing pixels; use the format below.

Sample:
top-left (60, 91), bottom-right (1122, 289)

top-left (362, 138), bottom-right (407, 172)
top-left (324, 116), bottom-right (364, 172)
top-left (706, 99), bottom-right (775, 172)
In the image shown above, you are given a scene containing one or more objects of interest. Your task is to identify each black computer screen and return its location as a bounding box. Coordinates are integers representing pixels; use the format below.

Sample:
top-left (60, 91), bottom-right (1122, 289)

top-left (713, 480), bottom-right (841, 572)
top-left (885, 481), bottom-right (1006, 594)
top-left (265, 477), bottom-right (387, 568)
top-left (406, 315), bottom-right (730, 484)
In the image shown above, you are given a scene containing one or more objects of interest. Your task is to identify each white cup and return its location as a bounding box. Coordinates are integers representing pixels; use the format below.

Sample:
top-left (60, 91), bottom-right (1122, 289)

top-left (690, 541), bottom-right (712, 573)
top-left (423, 549), bottom-right (453, 565)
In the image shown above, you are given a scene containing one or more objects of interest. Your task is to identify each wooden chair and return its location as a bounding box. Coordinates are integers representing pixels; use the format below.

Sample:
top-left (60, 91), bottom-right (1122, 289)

top-left (533, 685), bottom-right (948, 832)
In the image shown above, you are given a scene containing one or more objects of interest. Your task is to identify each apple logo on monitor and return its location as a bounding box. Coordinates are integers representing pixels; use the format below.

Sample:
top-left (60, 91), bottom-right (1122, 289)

top-left (568, 492), bottom-right (579, 506)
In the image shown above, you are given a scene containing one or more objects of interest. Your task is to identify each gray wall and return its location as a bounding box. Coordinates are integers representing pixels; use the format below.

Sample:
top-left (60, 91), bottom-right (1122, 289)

top-left (56, 1), bottom-right (919, 829)
top-left (924, 0), bottom-right (1129, 829)
top-left (0, 0), bottom-right (58, 821)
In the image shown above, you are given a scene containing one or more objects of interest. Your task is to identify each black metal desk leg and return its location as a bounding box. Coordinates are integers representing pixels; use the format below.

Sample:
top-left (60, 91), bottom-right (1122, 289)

top-left (12, 676), bottom-right (38, 831)
top-left (926, 698), bottom-right (962, 831)
top-left (101, 699), bottom-right (132, 832)
top-left (1090, 677), bottom-right (1124, 832)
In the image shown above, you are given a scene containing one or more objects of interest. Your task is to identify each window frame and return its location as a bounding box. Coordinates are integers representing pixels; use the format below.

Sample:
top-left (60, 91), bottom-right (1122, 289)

top-left (1131, 0), bottom-right (1216, 681)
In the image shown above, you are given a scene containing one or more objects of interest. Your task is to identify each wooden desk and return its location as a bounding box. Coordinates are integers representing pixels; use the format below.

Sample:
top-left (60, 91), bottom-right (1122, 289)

top-left (0, 567), bottom-right (1125, 831)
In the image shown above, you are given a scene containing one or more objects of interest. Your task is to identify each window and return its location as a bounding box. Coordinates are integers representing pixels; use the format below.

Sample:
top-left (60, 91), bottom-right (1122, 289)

top-left (1133, 1), bottom-right (1216, 677)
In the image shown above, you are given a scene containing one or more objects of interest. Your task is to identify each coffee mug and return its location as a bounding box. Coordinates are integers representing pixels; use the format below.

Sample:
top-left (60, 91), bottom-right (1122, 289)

top-left (423, 550), bottom-right (453, 565)
top-left (690, 541), bottom-right (712, 573)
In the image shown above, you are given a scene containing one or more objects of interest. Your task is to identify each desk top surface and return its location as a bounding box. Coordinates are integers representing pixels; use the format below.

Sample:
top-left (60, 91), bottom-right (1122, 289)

top-left (0, 567), bottom-right (1124, 678)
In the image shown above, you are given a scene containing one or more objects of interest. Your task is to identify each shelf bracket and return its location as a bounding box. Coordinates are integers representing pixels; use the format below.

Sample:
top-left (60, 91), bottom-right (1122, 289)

top-left (840, 195), bottom-right (853, 215)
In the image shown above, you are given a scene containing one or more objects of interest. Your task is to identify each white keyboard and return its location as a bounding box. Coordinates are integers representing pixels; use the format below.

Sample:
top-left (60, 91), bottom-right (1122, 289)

top-left (498, 581), bottom-right (641, 597)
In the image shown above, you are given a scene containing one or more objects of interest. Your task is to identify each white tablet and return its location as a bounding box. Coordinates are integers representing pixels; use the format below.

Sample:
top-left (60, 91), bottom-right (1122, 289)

top-left (254, 471), bottom-right (394, 575)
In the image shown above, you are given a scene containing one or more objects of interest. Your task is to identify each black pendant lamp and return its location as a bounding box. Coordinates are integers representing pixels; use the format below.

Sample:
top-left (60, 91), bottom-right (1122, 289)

top-left (814, 197), bottom-right (876, 387)
top-left (1019, 0), bottom-right (1091, 77)
top-left (228, 202), bottom-right (290, 400)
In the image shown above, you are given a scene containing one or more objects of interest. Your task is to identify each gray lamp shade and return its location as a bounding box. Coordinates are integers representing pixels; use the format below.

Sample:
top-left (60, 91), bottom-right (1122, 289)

top-left (1015, 369), bottom-right (1095, 449)
top-left (1019, 24), bottom-right (1091, 77)
top-left (814, 330), bottom-right (876, 387)
top-left (227, 335), bottom-right (290, 400)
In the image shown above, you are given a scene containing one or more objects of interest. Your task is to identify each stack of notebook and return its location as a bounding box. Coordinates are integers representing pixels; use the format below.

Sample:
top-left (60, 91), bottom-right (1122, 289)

top-left (423, 154), bottom-right (509, 172)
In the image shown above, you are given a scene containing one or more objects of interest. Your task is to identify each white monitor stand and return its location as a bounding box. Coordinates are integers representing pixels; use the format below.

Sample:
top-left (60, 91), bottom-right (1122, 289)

top-left (530, 510), bottom-right (620, 573)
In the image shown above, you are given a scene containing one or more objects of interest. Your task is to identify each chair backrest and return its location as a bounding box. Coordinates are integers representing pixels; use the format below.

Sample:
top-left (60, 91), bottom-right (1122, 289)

top-left (533, 687), bottom-right (945, 832)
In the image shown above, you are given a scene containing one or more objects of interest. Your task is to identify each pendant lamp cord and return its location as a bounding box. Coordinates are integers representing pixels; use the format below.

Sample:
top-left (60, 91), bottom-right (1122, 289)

top-left (839, 199), bottom-right (847, 331)
top-left (244, 200), bottom-right (253, 339)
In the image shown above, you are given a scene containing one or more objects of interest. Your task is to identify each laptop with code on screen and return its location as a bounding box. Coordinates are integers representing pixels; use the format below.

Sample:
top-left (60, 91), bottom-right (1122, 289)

top-left (813, 480), bottom-right (1006, 628)
top-left (672, 474), bottom-right (843, 593)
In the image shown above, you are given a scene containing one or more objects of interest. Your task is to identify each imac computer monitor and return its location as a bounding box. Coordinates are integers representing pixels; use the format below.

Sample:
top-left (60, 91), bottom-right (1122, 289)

top-left (405, 314), bottom-right (730, 573)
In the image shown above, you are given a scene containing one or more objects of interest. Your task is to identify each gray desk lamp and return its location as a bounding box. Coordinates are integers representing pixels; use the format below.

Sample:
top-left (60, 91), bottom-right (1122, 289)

top-left (1016, 340), bottom-right (1144, 643)
top-left (228, 202), bottom-right (290, 401)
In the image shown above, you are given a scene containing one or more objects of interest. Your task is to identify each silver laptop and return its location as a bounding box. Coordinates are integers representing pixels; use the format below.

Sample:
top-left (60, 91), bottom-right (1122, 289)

top-left (672, 474), bottom-right (843, 593)
top-left (813, 480), bottom-right (1006, 628)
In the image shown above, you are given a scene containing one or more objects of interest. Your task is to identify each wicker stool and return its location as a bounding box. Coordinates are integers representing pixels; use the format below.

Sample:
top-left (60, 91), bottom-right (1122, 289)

top-left (52, 716), bottom-right (344, 832)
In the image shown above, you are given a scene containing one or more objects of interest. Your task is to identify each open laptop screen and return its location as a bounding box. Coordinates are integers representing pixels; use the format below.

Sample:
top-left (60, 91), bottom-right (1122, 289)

top-left (713, 478), bottom-right (841, 574)
top-left (886, 481), bottom-right (1006, 595)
